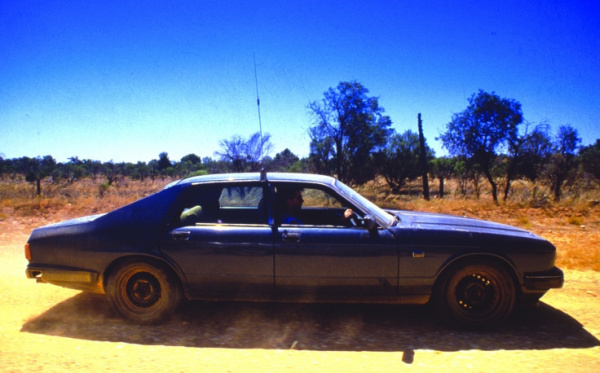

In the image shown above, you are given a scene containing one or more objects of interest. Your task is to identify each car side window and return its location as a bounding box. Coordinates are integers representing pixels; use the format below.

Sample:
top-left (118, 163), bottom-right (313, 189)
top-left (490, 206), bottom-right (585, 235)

top-left (177, 184), bottom-right (222, 226)
top-left (217, 186), bottom-right (267, 225)
top-left (219, 186), bottom-right (262, 208)
top-left (275, 184), bottom-right (359, 227)
top-left (177, 184), bottom-right (267, 226)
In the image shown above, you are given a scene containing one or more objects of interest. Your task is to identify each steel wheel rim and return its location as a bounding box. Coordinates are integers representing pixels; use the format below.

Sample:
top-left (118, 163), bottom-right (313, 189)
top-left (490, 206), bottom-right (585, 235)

top-left (126, 272), bottom-right (162, 308)
top-left (454, 273), bottom-right (498, 316)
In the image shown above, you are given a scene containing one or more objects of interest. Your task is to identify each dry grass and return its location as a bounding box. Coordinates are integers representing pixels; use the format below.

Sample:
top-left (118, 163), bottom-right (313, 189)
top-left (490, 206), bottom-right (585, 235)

top-left (0, 177), bottom-right (170, 239)
top-left (1, 176), bottom-right (599, 271)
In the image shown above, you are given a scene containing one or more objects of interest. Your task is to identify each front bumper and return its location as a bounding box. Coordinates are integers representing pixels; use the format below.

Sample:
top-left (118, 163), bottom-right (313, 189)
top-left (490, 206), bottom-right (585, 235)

top-left (523, 266), bottom-right (564, 290)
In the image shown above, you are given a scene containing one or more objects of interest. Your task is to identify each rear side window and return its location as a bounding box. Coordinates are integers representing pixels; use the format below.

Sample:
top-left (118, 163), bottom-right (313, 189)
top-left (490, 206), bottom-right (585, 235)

top-left (218, 185), bottom-right (266, 225)
top-left (177, 184), bottom-right (267, 226)
top-left (219, 186), bottom-right (263, 208)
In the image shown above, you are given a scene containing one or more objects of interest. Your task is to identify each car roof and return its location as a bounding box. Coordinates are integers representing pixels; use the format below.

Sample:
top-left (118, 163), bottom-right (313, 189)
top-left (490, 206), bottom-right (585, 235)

top-left (166, 172), bottom-right (338, 188)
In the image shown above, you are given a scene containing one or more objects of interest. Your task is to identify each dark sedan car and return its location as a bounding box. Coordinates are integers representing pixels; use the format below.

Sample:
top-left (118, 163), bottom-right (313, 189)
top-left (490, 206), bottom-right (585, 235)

top-left (25, 172), bottom-right (563, 328)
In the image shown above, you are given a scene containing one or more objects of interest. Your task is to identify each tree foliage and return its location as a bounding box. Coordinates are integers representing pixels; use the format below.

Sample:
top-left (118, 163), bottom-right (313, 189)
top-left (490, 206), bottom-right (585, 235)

top-left (378, 130), bottom-right (434, 193)
top-left (430, 157), bottom-right (456, 198)
top-left (439, 90), bottom-right (523, 202)
top-left (266, 148), bottom-right (300, 172)
top-left (501, 122), bottom-right (553, 200)
top-left (516, 124), bottom-right (553, 184)
top-left (308, 81), bottom-right (393, 185)
top-left (20, 155), bottom-right (56, 195)
top-left (158, 152), bottom-right (172, 171)
top-left (544, 125), bottom-right (581, 201)
top-left (2, 84), bottom-right (598, 204)
top-left (580, 139), bottom-right (600, 181)
top-left (215, 132), bottom-right (274, 172)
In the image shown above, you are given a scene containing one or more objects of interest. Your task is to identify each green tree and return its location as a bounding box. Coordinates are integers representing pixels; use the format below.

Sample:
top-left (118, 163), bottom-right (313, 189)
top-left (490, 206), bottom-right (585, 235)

top-left (307, 135), bottom-right (335, 176)
top-left (158, 152), bottom-right (172, 170)
top-left (452, 157), bottom-right (484, 198)
top-left (178, 154), bottom-right (204, 177)
top-left (545, 125), bottom-right (581, 202)
top-left (63, 158), bottom-right (86, 184)
top-left (82, 159), bottom-right (103, 181)
top-left (157, 152), bottom-right (174, 180)
top-left (512, 124), bottom-right (553, 199)
top-left (580, 139), bottom-right (600, 181)
top-left (21, 155), bottom-right (56, 196)
top-left (439, 90), bottom-right (523, 202)
top-left (0, 156), bottom-right (9, 178)
top-left (308, 81), bottom-right (393, 184)
top-left (148, 159), bottom-right (160, 181)
top-left (378, 130), bottom-right (434, 193)
top-left (201, 157), bottom-right (230, 174)
top-left (102, 161), bottom-right (119, 186)
top-left (131, 161), bottom-right (150, 181)
top-left (125, 162), bottom-right (137, 178)
top-left (268, 148), bottom-right (300, 172)
top-left (502, 123), bottom-right (552, 201)
top-left (288, 158), bottom-right (310, 173)
top-left (181, 153), bottom-right (201, 166)
top-left (430, 157), bottom-right (456, 198)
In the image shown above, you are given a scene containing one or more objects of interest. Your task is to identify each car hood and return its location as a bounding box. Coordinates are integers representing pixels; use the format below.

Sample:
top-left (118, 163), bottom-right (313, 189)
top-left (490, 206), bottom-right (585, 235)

top-left (387, 209), bottom-right (541, 239)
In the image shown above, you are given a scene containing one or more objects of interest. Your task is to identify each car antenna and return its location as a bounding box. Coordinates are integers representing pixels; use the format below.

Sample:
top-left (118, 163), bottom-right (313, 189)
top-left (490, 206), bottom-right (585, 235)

top-left (254, 54), bottom-right (263, 144)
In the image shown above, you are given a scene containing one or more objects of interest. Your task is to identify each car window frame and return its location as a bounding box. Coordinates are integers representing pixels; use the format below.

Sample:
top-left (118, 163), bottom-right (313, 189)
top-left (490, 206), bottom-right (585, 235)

top-left (168, 181), bottom-right (270, 228)
top-left (269, 181), bottom-right (364, 228)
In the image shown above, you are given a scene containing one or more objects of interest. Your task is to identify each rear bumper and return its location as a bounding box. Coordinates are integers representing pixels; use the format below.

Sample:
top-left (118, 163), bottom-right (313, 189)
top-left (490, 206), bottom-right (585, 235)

top-left (523, 267), bottom-right (564, 290)
top-left (26, 266), bottom-right (103, 293)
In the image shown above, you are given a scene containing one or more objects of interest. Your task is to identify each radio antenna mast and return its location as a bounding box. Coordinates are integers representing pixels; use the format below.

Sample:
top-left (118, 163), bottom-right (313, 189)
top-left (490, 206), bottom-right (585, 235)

top-left (253, 54), bottom-right (263, 141)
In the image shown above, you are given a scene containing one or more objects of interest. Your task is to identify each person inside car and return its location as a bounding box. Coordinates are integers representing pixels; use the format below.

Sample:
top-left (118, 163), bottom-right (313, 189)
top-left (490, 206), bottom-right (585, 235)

top-left (280, 187), bottom-right (304, 224)
top-left (278, 186), bottom-right (356, 226)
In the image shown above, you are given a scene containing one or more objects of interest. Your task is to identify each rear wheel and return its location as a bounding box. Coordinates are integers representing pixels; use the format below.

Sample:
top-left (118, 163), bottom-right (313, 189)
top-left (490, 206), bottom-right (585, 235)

top-left (107, 260), bottom-right (181, 325)
top-left (435, 260), bottom-right (516, 328)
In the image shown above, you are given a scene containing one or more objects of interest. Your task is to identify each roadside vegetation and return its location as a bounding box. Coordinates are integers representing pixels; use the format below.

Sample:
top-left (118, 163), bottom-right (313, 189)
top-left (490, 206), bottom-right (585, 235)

top-left (1, 174), bottom-right (598, 272)
top-left (2, 81), bottom-right (599, 270)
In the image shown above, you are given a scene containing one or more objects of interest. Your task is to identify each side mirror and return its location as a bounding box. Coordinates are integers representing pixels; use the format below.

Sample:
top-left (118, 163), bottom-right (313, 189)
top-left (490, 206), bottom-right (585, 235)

top-left (362, 215), bottom-right (377, 230)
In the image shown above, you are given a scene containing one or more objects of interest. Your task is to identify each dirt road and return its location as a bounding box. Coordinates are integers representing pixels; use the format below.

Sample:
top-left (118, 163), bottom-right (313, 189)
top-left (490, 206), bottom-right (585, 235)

top-left (1, 236), bottom-right (599, 372)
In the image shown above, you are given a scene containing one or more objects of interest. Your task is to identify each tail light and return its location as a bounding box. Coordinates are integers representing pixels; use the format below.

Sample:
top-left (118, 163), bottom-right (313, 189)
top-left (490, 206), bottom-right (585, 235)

top-left (25, 243), bottom-right (31, 261)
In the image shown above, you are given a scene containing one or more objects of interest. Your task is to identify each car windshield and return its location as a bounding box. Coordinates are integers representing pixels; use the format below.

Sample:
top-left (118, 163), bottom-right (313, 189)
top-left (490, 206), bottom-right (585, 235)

top-left (334, 179), bottom-right (395, 227)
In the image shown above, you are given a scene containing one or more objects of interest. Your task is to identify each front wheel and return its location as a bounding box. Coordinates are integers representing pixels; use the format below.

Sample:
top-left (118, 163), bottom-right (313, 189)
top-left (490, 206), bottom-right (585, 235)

top-left (435, 260), bottom-right (516, 329)
top-left (107, 260), bottom-right (182, 325)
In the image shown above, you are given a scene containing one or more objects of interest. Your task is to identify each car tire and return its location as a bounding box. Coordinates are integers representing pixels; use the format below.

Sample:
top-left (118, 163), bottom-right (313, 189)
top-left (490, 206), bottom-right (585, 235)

top-left (435, 260), bottom-right (516, 329)
top-left (107, 260), bottom-right (182, 325)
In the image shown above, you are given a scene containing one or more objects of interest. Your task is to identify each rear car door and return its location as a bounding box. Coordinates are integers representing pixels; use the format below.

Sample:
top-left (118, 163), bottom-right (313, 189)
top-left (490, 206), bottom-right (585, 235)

top-left (160, 183), bottom-right (274, 299)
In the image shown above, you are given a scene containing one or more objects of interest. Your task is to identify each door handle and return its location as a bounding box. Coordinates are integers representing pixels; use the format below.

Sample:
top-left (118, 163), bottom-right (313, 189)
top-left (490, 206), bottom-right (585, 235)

top-left (172, 231), bottom-right (190, 241)
top-left (282, 231), bottom-right (301, 242)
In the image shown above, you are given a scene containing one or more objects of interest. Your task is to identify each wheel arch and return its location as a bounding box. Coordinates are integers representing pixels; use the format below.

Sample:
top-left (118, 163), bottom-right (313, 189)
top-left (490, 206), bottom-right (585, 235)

top-left (102, 254), bottom-right (186, 297)
top-left (432, 253), bottom-right (522, 328)
top-left (433, 253), bottom-right (521, 298)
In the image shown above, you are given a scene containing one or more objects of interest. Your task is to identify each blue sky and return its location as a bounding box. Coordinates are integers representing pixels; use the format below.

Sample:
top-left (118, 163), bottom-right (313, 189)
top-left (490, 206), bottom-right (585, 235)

top-left (1, 0), bottom-right (599, 163)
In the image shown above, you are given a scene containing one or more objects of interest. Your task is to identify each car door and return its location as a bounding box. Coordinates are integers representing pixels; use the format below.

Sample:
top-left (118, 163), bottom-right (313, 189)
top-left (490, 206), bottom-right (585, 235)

top-left (271, 183), bottom-right (398, 299)
top-left (160, 183), bottom-right (274, 299)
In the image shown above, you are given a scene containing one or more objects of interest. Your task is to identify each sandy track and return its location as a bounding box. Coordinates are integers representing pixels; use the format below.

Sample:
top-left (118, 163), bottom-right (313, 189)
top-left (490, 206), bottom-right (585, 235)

top-left (1, 238), bottom-right (599, 372)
